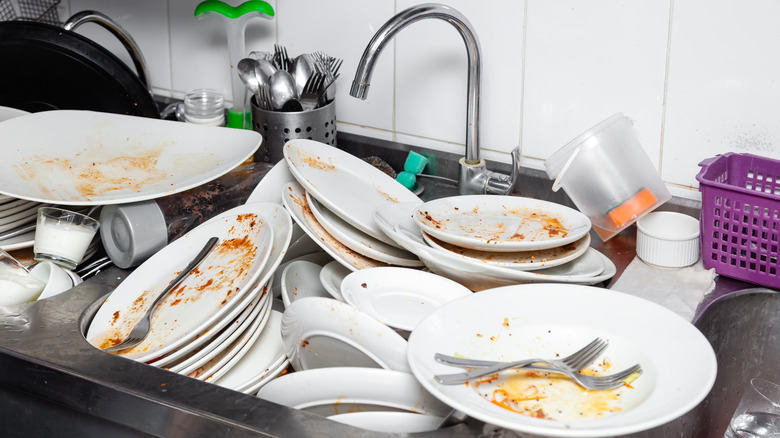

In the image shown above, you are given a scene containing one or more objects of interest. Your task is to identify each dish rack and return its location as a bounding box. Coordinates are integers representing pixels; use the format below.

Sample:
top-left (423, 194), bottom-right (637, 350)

top-left (0, 0), bottom-right (61, 25)
top-left (696, 152), bottom-right (780, 289)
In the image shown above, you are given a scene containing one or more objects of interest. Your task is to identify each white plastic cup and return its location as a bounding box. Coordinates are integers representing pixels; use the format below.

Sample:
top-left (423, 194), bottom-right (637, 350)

top-left (34, 207), bottom-right (100, 270)
top-left (0, 249), bottom-right (45, 305)
top-left (636, 211), bottom-right (700, 268)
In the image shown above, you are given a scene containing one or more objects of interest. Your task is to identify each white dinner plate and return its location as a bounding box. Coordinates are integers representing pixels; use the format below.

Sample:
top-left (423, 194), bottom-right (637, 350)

top-left (0, 213), bottom-right (37, 234)
top-left (0, 105), bottom-right (29, 122)
top-left (187, 296), bottom-right (273, 381)
top-left (212, 309), bottom-right (286, 392)
top-left (256, 367), bottom-right (450, 417)
top-left (87, 203), bottom-right (275, 362)
top-left (407, 283), bottom-right (717, 437)
top-left (148, 279), bottom-right (270, 368)
top-left (0, 203), bottom-right (41, 225)
top-left (422, 232), bottom-right (591, 271)
top-left (243, 358), bottom-right (290, 395)
top-left (329, 412), bottom-right (445, 433)
top-left (0, 230), bottom-right (35, 251)
top-left (414, 195), bottom-right (591, 251)
top-left (374, 202), bottom-right (616, 290)
top-left (0, 199), bottom-right (36, 214)
top-left (282, 181), bottom-right (391, 272)
top-left (200, 296), bottom-right (273, 382)
top-left (340, 267), bottom-right (472, 331)
top-left (246, 160), bottom-right (296, 205)
top-left (280, 260), bottom-right (332, 307)
top-left (318, 260), bottom-right (349, 301)
top-left (281, 296), bottom-right (410, 372)
top-left (0, 110), bottom-right (261, 205)
top-left (283, 139), bottom-right (421, 246)
top-left (306, 192), bottom-right (422, 267)
top-left (168, 286), bottom-right (269, 373)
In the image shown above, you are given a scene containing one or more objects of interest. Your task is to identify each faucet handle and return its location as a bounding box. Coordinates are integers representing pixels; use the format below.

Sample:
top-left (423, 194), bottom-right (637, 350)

top-left (485, 146), bottom-right (521, 195)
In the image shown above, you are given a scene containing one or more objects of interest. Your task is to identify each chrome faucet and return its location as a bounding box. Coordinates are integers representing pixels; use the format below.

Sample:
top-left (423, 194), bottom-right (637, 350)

top-left (350, 3), bottom-right (520, 196)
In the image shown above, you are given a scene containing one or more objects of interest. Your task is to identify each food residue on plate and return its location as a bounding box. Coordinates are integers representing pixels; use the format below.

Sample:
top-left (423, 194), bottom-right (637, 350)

top-left (470, 363), bottom-right (630, 422)
top-left (416, 205), bottom-right (571, 243)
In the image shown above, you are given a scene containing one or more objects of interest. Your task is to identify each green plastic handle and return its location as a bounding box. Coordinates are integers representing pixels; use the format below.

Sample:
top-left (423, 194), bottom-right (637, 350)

top-left (194, 0), bottom-right (274, 19)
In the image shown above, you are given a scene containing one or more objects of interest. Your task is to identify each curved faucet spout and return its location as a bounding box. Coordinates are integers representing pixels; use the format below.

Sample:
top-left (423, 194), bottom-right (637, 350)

top-left (349, 3), bottom-right (482, 165)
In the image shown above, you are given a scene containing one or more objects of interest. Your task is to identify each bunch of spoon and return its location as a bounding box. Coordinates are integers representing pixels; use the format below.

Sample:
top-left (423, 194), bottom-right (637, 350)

top-left (238, 45), bottom-right (342, 112)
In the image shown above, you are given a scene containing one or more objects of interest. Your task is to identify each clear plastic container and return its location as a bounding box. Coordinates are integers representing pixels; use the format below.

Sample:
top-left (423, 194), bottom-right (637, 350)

top-left (182, 88), bottom-right (225, 126)
top-left (545, 113), bottom-right (671, 241)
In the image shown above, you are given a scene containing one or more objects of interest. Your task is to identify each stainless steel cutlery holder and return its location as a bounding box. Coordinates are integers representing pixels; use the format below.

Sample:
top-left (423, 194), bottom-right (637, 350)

top-left (250, 97), bottom-right (336, 163)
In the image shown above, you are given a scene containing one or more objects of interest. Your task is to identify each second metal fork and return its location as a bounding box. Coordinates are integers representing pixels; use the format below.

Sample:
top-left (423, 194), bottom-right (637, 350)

top-left (434, 337), bottom-right (607, 385)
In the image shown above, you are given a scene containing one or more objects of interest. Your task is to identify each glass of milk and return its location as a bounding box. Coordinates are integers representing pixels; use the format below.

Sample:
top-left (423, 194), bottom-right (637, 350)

top-left (0, 249), bottom-right (45, 305)
top-left (34, 207), bottom-right (100, 270)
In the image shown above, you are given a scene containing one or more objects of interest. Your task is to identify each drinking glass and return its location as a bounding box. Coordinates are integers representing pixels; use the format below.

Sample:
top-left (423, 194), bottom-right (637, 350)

top-left (0, 249), bottom-right (45, 305)
top-left (726, 378), bottom-right (780, 437)
top-left (34, 207), bottom-right (100, 270)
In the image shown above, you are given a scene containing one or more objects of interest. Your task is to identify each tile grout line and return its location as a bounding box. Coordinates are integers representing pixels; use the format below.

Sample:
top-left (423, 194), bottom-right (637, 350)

top-left (658, 0), bottom-right (676, 179)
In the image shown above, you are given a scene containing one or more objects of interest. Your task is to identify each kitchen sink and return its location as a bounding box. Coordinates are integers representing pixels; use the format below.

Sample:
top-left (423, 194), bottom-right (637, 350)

top-left (0, 131), bottom-right (775, 437)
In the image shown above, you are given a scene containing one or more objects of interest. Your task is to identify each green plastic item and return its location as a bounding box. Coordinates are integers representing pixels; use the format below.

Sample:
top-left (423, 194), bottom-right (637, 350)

top-left (403, 150), bottom-right (429, 173)
top-left (195, 0), bottom-right (274, 129)
top-left (396, 171), bottom-right (417, 191)
top-left (194, 0), bottom-right (275, 19)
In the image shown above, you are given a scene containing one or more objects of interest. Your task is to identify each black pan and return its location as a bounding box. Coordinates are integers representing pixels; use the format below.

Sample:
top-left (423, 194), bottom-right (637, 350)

top-left (0, 20), bottom-right (160, 117)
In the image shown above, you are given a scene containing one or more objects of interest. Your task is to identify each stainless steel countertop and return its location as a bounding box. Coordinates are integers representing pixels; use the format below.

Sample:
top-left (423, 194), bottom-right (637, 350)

top-left (0, 132), bottom-right (766, 437)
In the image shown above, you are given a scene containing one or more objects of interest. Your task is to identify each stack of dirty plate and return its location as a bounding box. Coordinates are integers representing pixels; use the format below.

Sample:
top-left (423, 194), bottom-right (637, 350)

top-left (373, 196), bottom-right (617, 291)
top-left (85, 202), bottom-right (293, 393)
top-left (280, 138), bottom-right (424, 273)
top-left (0, 195), bottom-right (46, 250)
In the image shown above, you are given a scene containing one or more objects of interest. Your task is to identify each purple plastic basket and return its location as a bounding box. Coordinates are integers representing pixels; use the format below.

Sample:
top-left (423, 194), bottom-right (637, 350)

top-left (696, 153), bottom-right (780, 289)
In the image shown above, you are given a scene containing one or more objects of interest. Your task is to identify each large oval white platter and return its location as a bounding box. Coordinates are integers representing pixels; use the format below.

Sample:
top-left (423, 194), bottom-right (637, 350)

top-left (0, 110), bottom-right (261, 205)
top-left (87, 204), bottom-right (274, 362)
top-left (407, 283), bottom-right (717, 437)
top-left (283, 139), bottom-right (421, 246)
top-left (414, 195), bottom-right (591, 251)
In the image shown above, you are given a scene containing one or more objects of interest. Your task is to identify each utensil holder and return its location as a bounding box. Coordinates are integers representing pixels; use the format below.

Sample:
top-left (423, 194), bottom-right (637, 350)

top-left (250, 97), bottom-right (337, 163)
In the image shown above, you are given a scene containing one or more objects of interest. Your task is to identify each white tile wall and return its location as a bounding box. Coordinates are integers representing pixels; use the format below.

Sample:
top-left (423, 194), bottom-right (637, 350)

top-left (59, 0), bottom-right (780, 200)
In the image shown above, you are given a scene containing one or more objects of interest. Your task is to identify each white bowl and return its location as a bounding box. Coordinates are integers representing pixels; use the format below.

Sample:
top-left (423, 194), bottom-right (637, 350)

top-left (31, 260), bottom-right (75, 300)
top-left (636, 211), bottom-right (700, 268)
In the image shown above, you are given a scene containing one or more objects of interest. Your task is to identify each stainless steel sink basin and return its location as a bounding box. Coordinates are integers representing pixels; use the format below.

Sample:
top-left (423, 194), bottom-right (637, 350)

top-left (0, 131), bottom-right (776, 437)
top-left (626, 287), bottom-right (779, 438)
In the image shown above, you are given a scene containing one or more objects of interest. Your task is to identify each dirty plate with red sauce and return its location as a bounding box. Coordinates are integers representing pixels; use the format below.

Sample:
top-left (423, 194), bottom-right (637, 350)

top-left (283, 139), bottom-right (421, 247)
top-left (422, 231), bottom-right (591, 271)
top-left (413, 195), bottom-right (591, 252)
top-left (0, 110), bottom-right (261, 205)
top-left (407, 283), bottom-right (717, 437)
top-left (86, 204), bottom-right (274, 362)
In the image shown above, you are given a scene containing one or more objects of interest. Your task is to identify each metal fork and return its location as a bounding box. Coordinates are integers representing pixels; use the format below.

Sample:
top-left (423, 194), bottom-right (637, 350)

top-left (436, 363), bottom-right (643, 391)
top-left (299, 73), bottom-right (325, 110)
top-left (256, 84), bottom-right (273, 111)
top-left (434, 337), bottom-right (607, 384)
top-left (102, 237), bottom-right (219, 353)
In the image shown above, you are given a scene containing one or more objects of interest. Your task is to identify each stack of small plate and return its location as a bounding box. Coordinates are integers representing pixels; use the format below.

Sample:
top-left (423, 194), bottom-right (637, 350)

top-left (86, 202), bottom-right (292, 390)
top-left (280, 139), bottom-right (424, 272)
top-left (373, 198), bottom-right (617, 291)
